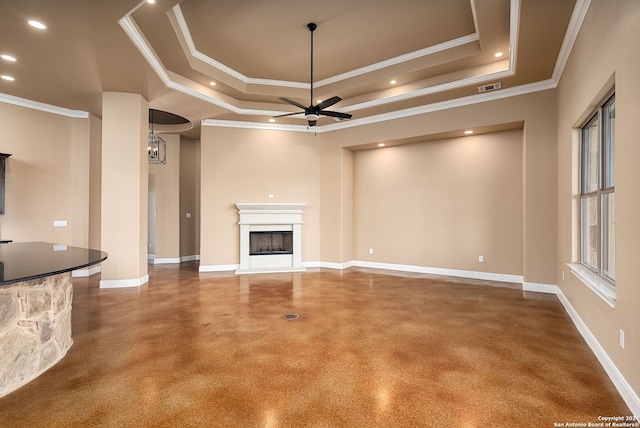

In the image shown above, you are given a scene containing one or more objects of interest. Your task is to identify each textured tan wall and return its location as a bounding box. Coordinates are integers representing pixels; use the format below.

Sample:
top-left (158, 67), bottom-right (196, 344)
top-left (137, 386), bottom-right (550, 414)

top-left (88, 114), bottom-right (102, 250)
top-left (556, 0), bottom-right (640, 400)
top-left (0, 104), bottom-right (76, 244)
top-left (150, 133), bottom-right (181, 260)
top-left (200, 127), bottom-right (321, 267)
top-left (101, 92), bottom-right (148, 282)
top-left (179, 137), bottom-right (200, 258)
top-left (353, 130), bottom-right (523, 274)
top-left (325, 90), bottom-right (557, 284)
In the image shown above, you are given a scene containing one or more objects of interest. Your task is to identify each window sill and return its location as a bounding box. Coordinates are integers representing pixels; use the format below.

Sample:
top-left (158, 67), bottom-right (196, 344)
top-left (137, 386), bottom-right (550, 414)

top-left (567, 263), bottom-right (616, 308)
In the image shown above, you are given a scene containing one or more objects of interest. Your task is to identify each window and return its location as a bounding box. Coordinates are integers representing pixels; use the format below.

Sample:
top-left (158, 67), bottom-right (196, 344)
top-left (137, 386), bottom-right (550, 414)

top-left (580, 92), bottom-right (615, 283)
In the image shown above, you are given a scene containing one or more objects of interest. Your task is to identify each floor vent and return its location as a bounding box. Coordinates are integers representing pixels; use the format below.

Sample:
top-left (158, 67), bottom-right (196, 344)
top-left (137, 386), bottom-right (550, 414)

top-left (478, 82), bottom-right (502, 93)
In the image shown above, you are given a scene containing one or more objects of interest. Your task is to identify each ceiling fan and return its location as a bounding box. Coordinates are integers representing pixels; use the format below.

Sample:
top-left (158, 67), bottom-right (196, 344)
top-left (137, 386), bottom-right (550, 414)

top-left (274, 23), bottom-right (352, 127)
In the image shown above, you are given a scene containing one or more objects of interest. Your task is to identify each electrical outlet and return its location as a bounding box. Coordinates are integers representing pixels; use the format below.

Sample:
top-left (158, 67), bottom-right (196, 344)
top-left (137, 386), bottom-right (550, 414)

top-left (369, 248), bottom-right (374, 255)
top-left (268, 194), bottom-right (274, 199)
top-left (478, 255), bottom-right (484, 263)
top-left (186, 213), bottom-right (192, 218)
top-left (620, 329), bottom-right (625, 349)
top-left (53, 220), bottom-right (67, 227)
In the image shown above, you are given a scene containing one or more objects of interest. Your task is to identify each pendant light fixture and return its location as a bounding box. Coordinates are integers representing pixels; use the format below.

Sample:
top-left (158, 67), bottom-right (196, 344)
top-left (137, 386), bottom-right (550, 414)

top-left (148, 109), bottom-right (166, 164)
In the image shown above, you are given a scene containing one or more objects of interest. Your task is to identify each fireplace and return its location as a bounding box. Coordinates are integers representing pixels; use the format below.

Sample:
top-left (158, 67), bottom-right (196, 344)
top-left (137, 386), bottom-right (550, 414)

top-left (235, 203), bottom-right (306, 274)
top-left (250, 231), bottom-right (293, 255)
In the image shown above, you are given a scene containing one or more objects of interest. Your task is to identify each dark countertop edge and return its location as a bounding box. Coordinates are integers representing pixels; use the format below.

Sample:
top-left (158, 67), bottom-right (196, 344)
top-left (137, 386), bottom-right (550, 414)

top-left (0, 241), bottom-right (109, 288)
top-left (0, 252), bottom-right (108, 286)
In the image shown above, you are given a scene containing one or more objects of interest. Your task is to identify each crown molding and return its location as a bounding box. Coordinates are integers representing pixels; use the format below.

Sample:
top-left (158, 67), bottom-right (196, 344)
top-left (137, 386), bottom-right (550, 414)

top-left (552, 0), bottom-right (591, 83)
top-left (0, 92), bottom-right (88, 118)
top-left (202, 78), bottom-right (557, 133)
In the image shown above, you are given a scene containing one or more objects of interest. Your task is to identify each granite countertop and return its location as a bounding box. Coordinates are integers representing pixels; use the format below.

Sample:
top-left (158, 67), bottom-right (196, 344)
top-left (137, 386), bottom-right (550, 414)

top-left (0, 242), bottom-right (107, 285)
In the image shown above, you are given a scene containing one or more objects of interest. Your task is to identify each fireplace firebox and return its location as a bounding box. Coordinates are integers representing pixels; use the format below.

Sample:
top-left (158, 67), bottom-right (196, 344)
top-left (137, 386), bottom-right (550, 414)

top-left (250, 231), bottom-right (293, 255)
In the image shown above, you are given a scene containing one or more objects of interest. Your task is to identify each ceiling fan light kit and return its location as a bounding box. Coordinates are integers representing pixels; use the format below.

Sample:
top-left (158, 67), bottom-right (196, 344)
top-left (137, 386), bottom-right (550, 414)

top-left (274, 22), bottom-right (352, 127)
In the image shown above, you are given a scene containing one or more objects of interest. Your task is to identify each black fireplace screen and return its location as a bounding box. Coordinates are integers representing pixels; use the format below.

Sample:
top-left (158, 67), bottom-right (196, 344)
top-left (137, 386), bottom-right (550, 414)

top-left (249, 231), bottom-right (293, 255)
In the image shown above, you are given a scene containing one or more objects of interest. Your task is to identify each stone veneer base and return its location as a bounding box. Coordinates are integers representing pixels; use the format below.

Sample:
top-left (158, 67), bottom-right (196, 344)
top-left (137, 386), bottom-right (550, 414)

top-left (0, 272), bottom-right (73, 398)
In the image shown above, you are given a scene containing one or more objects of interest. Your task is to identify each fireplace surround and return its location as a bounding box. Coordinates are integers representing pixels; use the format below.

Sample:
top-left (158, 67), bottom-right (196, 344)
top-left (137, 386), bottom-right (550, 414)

top-left (235, 203), bottom-right (306, 274)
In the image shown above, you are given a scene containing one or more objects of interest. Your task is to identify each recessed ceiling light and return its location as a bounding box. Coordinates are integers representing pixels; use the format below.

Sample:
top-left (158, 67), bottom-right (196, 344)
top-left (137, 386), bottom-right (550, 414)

top-left (1, 54), bottom-right (17, 62)
top-left (464, 130), bottom-right (474, 135)
top-left (209, 81), bottom-right (216, 86)
top-left (494, 52), bottom-right (503, 58)
top-left (268, 118), bottom-right (276, 123)
top-left (378, 143), bottom-right (386, 147)
top-left (390, 80), bottom-right (397, 85)
top-left (1, 75), bottom-right (15, 81)
top-left (147, 0), bottom-right (156, 3)
top-left (28, 20), bottom-right (47, 30)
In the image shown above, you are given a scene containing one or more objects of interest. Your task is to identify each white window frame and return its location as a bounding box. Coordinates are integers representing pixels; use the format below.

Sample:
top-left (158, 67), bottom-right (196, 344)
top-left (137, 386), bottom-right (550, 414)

top-left (570, 91), bottom-right (615, 306)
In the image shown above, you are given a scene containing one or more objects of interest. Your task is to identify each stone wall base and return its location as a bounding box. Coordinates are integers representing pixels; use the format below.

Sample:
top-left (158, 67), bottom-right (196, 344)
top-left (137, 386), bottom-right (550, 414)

top-left (0, 272), bottom-right (73, 397)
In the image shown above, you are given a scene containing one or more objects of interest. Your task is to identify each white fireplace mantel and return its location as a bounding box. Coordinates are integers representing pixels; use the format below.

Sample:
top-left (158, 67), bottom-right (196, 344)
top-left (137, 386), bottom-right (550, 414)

top-left (235, 203), bottom-right (306, 274)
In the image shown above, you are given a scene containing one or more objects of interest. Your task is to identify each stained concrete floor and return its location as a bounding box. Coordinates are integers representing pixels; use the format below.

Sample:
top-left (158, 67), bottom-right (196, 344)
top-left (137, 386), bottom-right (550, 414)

top-left (0, 263), bottom-right (630, 427)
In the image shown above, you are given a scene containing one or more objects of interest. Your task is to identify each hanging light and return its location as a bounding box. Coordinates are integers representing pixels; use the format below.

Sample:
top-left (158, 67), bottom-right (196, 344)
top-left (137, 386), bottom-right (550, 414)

top-left (148, 109), bottom-right (166, 164)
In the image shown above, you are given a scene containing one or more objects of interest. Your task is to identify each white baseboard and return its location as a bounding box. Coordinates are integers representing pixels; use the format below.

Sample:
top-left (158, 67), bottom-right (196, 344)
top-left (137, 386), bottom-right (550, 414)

top-left (523, 281), bottom-right (559, 294)
top-left (153, 257), bottom-right (181, 265)
top-left (99, 274), bottom-right (149, 288)
top-left (303, 261), bottom-right (354, 270)
top-left (352, 260), bottom-right (524, 283)
top-left (180, 255), bottom-right (200, 262)
top-left (72, 265), bottom-right (101, 277)
top-left (198, 264), bottom-right (239, 272)
top-left (554, 288), bottom-right (640, 416)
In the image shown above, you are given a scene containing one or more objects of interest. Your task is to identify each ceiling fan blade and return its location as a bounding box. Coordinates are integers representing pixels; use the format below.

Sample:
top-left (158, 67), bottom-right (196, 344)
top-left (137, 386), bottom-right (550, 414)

top-left (279, 97), bottom-right (308, 110)
top-left (319, 110), bottom-right (352, 119)
top-left (316, 96), bottom-right (341, 110)
top-left (273, 111), bottom-right (303, 118)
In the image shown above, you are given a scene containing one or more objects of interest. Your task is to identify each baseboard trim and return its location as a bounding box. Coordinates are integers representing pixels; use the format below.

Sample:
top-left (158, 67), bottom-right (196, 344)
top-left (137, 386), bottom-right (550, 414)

top-left (99, 274), bottom-right (149, 289)
top-left (153, 257), bottom-right (181, 265)
top-left (180, 255), bottom-right (200, 262)
top-left (523, 281), bottom-right (559, 294)
top-left (351, 260), bottom-right (524, 283)
top-left (199, 264), bottom-right (239, 273)
top-left (72, 265), bottom-right (101, 277)
top-left (303, 261), bottom-right (354, 270)
top-left (554, 288), bottom-right (640, 416)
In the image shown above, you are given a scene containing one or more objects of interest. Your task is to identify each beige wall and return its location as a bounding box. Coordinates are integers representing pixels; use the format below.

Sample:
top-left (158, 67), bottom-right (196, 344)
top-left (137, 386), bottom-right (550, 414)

top-left (557, 0), bottom-right (640, 399)
top-left (150, 133), bottom-right (181, 260)
top-left (200, 127), bottom-right (321, 267)
top-left (323, 90), bottom-right (557, 284)
top-left (353, 130), bottom-right (523, 274)
top-left (0, 103), bottom-right (85, 245)
top-left (88, 114), bottom-right (102, 250)
top-left (101, 92), bottom-right (148, 283)
top-left (180, 137), bottom-right (200, 259)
